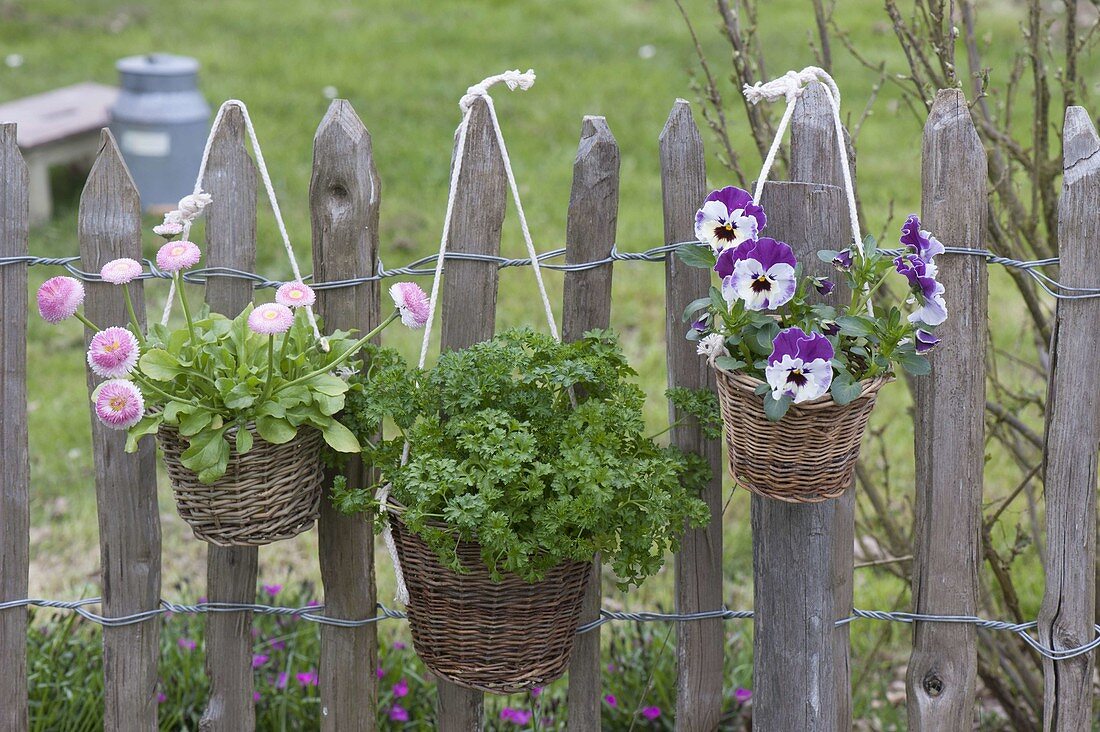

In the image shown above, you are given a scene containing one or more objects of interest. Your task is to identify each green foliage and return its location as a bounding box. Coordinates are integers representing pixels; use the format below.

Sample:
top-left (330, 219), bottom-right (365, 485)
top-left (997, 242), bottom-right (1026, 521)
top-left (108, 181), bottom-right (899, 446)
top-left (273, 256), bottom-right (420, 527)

top-left (333, 329), bottom-right (711, 589)
top-left (126, 306), bottom-right (366, 483)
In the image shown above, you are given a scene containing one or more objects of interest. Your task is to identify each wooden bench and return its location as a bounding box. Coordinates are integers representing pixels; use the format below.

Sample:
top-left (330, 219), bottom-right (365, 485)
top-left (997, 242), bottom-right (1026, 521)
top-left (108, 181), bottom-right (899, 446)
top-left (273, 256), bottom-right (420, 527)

top-left (0, 82), bottom-right (119, 224)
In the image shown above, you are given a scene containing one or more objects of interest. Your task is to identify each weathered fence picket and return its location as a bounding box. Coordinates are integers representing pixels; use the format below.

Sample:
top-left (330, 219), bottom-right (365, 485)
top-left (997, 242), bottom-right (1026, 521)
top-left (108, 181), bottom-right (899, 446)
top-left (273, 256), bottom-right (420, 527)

top-left (311, 98), bottom-right (381, 731)
top-left (753, 127), bottom-right (849, 731)
top-left (659, 99), bottom-right (726, 731)
top-left (1038, 105), bottom-right (1100, 731)
top-left (0, 122), bottom-right (29, 732)
top-left (562, 115), bottom-right (619, 731)
top-left (200, 105), bottom-right (259, 730)
top-left (906, 89), bottom-right (988, 731)
top-left (435, 95), bottom-right (508, 730)
top-left (78, 129), bottom-right (163, 729)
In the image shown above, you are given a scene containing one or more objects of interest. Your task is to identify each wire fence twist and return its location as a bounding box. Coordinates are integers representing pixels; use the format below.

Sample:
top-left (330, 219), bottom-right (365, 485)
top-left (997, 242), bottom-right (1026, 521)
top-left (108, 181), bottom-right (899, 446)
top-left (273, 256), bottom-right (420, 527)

top-left (2, 242), bottom-right (1098, 300)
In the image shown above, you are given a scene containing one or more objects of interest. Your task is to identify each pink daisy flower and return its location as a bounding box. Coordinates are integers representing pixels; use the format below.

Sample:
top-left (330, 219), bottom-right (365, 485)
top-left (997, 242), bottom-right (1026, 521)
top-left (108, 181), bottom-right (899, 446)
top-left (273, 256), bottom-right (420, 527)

top-left (248, 303), bottom-right (295, 335)
top-left (87, 327), bottom-right (140, 379)
top-left (275, 281), bottom-right (316, 309)
top-left (37, 276), bottom-right (85, 324)
top-left (100, 257), bottom-right (144, 285)
top-left (389, 282), bottom-right (430, 329)
top-left (156, 240), bottom-right (202, 273)
top-left (153, 212), bottom-right (184, 239)
top-left (93, 379), bottom-right (145, 430)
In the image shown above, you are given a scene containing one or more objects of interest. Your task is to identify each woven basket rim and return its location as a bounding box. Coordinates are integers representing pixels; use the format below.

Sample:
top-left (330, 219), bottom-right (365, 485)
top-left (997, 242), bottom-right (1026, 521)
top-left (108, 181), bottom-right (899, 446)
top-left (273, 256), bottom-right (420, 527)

top-left (713, 366), bottom-right (893, 411)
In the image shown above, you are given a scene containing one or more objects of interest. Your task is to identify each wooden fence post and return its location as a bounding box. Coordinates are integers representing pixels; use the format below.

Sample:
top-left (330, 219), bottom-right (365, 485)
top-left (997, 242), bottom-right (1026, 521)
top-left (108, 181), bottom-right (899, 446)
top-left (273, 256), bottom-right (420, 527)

top-left (78, 129), bottom-right (162, 730)
top-left (752, 182), bottom-right (847, 731)
top-left (311, 99), bottom-right (381, 731)
top-left (659, 99), bottom-right (725, 731)
top-left (906, 88), bottom-right (988, 731)
top-left (435, 95), bottom-right (507, 731)
top-left (789, 83), bottom-right (855, 729)
top-left (200, 105), bottom-right (259, 731)
top-left (1038, 105), bottom-right (1100, 731)
top-left (563, 115), bottom-right (619, 731)
top-left (0, 122), bottom-right (30, 732)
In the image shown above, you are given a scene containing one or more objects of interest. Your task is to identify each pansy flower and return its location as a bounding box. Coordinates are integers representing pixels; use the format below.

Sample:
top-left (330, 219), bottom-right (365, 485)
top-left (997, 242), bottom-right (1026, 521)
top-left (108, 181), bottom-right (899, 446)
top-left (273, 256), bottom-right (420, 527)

top-left (894, 253), bottom-right (947, 326)
top-left (694, 186), bottom-right (767, 254)
top-left (900, 214), bottom-right (945, 262)
top-left (716, 237), bottom-right (798, 311)
top-left (832, 249), bottom-right (854, 272)
top-left (915, 329), bottom-right (941, 354)
top-left (764, 327), bottom-right (834, 403)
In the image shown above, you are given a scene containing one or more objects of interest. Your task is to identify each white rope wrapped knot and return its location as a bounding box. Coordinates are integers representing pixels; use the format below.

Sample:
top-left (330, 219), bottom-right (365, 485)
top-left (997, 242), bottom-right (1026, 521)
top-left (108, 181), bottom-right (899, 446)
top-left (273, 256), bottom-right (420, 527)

top-left (743, 66), bottom-right (840, 106)
top-left (459, 69), bottom-right (536, 112)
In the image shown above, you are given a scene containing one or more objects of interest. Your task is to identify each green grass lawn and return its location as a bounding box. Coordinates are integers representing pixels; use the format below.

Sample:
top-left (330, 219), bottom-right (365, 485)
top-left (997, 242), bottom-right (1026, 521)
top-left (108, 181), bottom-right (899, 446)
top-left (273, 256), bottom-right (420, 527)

top-left (0, 0), bottom-right (1075, 726)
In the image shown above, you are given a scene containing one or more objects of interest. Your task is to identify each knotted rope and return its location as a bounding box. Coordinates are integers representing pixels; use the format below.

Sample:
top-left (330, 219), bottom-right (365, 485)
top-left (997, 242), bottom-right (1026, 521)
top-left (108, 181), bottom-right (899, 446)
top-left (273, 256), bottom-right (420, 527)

top-left (382, 69), bottom-right (554, 605)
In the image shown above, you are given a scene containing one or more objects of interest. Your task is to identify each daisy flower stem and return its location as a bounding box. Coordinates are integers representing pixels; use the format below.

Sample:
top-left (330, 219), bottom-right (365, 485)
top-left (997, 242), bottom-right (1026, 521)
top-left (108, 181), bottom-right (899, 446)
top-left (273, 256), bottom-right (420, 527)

top-left (260, 335), bottom-right (275, 405)
top-left (174, 272), bottom-right (196, 344)
top-left (73, 311), bottom-right (101, 333)
top-left (121, 284), bottom-right (147, 348)
top-left (273, 310), bottom-right (398, 395)
top-left (276, 331), bottom-right (291, 372)
top-left (131, 372), bottom-right (207, 410)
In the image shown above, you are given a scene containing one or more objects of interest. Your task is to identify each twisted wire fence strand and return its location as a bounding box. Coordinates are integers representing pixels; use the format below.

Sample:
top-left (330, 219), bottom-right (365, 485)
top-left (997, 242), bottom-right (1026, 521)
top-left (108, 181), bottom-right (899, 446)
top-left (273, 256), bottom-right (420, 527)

top-left (2, 243), bottom-right (1098, 299)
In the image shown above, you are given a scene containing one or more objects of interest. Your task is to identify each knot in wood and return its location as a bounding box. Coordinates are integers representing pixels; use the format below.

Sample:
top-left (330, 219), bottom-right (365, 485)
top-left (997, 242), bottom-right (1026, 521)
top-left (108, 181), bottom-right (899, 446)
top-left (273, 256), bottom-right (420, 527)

top-left (922, 671), bottom-right (944, 697)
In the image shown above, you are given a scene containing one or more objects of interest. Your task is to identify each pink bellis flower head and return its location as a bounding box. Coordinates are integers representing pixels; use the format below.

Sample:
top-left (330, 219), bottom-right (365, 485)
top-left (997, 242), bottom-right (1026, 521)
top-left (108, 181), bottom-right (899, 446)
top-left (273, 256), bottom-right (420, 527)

top-left (87, 327), bottom-right (140, 379)
top-left (694, 186), bottom-right (766, 254)
top-left (389, 282), bottom-right (430, 328)
top-left (765, 327), bottom-right (835, 404)
top-left (37, 276), bottom-right (85, 324)
top-left (153, 211), bottom-right (185, 239)
top-left (156, 240), bottom-right (202, 273)
top-left (100, 257), bottom-right (144, 285)
top-left (715, 237), bottom-right (798, 311)
top-left (248, 303), bottom-right (295, 335)
top-left (275, 281), bottom-right (316, 309)
top-left (93, 379), bottom-right (145, 430)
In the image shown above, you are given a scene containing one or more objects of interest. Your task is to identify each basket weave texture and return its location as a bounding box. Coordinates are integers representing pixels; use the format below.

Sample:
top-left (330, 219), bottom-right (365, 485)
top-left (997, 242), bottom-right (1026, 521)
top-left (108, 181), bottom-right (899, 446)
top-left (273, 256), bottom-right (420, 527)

top-left (714, 368), bottom-right (890, 503)
top-left (158, 423), bottom-right (324, 546)
top-left (390, 514), bottom-right (591, 694)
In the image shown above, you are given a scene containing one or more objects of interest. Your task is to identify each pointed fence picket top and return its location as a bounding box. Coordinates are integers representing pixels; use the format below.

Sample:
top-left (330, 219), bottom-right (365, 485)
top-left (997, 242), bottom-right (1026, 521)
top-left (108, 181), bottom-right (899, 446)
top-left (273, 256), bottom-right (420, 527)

top-left (0, 122), bottom-right (30, 732)
top-left (790, 82), bottom-right (856, 730)
top-left (562, 115), bottom-right (619, 731)
top-left (310, 99), bottom-right (381, 731)
top-left (1038, 105), bottom-right (1100, 730)
top-left (78, 129), bottom-right (162, 730)
top-left (659, 99), bottom-right (725, 731)
top-left (200, 104), bottom-right (260, 731)
top-left (434, 95), bottom-right (508, 731)
top-left (906, 89), bottom-right (988, 731)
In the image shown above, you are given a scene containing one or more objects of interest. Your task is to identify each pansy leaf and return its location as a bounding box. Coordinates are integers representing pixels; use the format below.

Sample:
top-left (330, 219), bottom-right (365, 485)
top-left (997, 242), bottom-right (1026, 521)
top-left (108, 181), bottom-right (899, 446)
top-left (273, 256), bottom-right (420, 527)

top-left (817, 249), bottom-right (840, 263)
top-left (675, 242), bottom-right (716, 269)
top-left (713, 356), bottom-right (745, 372)
top-left (830, 374), bottom-right (863, 405)
top-left (754, 382), bottom-right (771, 396)
top-left (682, 297), bottom-right (711, 322)
top-left (139, 349), bottom-right (183, 381)
top-left (685, 328), bottom-right (702, 342)
top-left (900, 352), bottom-right (931, 376)
top-left (836, 316), bottom-right (875, 338)
top-left (762, 392), bottom-right (791, 422)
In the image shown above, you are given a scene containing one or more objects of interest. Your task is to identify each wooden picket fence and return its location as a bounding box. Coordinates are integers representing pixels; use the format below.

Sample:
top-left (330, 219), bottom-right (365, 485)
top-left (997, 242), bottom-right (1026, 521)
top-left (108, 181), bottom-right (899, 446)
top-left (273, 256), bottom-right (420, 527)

top-left (1, 82), bottom-right (1098, 731)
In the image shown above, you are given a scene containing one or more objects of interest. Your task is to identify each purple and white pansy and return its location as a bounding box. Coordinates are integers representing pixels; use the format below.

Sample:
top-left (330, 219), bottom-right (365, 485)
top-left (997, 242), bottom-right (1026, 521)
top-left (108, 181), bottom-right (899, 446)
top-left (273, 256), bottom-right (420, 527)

top-left (716, 237), bottom-right (799, 311)
top-left (765, 328), bottom-right (834, 403)
top-left (694, 186), bottom-right (767, 254)
top-left (900, 214), bottom-right (945, 262)
top-left (894, 214), bottom-right (947, 326)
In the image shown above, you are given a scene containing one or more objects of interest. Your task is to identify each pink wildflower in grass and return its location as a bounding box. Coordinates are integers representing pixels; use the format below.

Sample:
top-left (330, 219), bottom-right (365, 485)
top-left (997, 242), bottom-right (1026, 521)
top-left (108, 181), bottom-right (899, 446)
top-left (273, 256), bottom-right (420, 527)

top-left (641, 706), bottom-right (661, 720)
top-left (275, 672), bottom-right (288, 689)
top-left (530, 686), bottom-right (542, 697)
top-left (388, 282), bottom-right (430, 329)
top-left (252, 653), bottom-right (269, 669)
top-left (604, 694), bottom-right (617, 707)
top-left (376, 667), bottom-right (385, 679)
top-left (157, 692), bottom-right (167, 703)
top-left (177, 637), bottom-right (196, 651)
top-left (87, 327), bottom-right (140, 379)
top-left (734, 687), bottom-right (752, 704)
top-left (389, 705), bottom-right (409, 722)
top-left (295, 670), bottom-right (318, 688)
top-left (253, 691), bottom-right (261, 703)
top-left (392, 641), bottom-right (406, 651)
top-left (275, 281), bottom-right (316, 309)
top-left (155, 240), bottom-right (202, 272)
top-left (37, 276), bottom-right (85, 324)
top-left (500, 708), bottom-right (532, 725)
top-left (261, 583), bottom-right (282, 598)
top-left (99, 257), bottom-right (143, 285)
top-left (270, 639), bottom-right (287, 651)
top-left (93, 379), bottom-right (144, 430)
top-left (306, 599), bottom-right (321, 608)
top-left (393, 678), bottom-right (408, 698)
top-left (248, 303), bottom-right (294, 335)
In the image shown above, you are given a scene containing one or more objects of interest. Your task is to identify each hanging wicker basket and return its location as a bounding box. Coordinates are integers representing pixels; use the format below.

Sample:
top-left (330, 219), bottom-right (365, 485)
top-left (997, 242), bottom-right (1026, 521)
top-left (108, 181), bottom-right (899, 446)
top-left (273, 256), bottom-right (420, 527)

top-left (714, 367), bottom-right (891, 503)
top-left (389, 511), bottom-right (591, 694)
top-left (157, 422), bottom-right (324, 546)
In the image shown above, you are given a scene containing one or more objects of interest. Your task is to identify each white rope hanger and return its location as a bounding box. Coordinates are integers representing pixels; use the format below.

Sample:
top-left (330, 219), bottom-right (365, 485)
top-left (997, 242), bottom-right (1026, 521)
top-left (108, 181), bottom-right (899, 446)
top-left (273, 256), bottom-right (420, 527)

top-left (381, 69), bottom-right (556, 605)
top-left (161, 100), bottom-right (326, 347)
